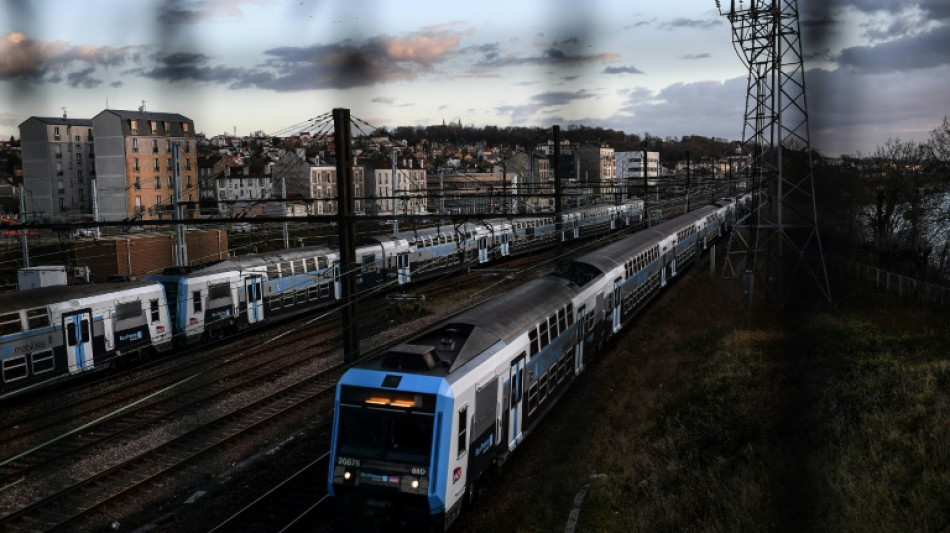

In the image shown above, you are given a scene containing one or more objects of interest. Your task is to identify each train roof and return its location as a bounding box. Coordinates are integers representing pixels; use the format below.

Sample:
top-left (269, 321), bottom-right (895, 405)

top-left (565, 230), bottom-right (663, 280)
top-left (366, 276), bottom-right (577, 376)
top-left (171, 244), bottom-right (337, 276)
top-left (0, 281), bottom-right (159, 313)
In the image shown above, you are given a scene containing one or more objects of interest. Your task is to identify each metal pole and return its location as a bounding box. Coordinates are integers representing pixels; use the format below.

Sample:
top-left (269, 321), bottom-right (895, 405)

top-left (553, 125), bottom-right (563, 260)
top-left (281, 175), bottom-right (289, 249)
top-left (172, 142), bottom-right (187, 266)
top-left (91, 173), bottom-right (101, 239)
top-left (334, 108), bottom-right (360, 363)
top-left (685, 150), bottom-right (691, 214)
top-left (391, 147), bottom-right (398, 234)
top-left (19, 184), bottom-right (29, 268)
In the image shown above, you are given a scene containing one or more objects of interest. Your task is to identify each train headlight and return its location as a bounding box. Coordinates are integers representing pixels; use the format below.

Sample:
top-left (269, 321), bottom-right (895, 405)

top-left (411, 479), bottom-right (419, 489)
top-left (343, 471), bottom-right (352, 481)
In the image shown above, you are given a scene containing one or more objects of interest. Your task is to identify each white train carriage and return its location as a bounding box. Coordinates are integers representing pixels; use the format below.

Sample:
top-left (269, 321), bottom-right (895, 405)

top-left (0, 282), bottom-right (172, 395)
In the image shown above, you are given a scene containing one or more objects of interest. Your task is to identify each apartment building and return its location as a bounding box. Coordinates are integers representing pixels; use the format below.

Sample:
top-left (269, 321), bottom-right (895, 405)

top-left (18, 116), bottom-right (96, 221)
top-left (92, 109), bottom-right (198, 221)
top-left (616, 150), bottom-right (661, 188)
top-left (309, 162), bottom-right (364, 216)
top-left (362, 155), bottom-right (427, 217)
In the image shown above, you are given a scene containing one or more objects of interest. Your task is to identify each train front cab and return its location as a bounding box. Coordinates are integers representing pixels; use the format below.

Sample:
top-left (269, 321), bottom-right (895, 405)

top-left (330, 369), bottom-right (454, 531)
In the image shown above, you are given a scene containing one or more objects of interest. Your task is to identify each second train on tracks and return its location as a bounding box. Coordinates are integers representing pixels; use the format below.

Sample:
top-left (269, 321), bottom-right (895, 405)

top-left (0, 202), bottom-right (642, 397)
top-left (327, 194), bottom-right (750, 530)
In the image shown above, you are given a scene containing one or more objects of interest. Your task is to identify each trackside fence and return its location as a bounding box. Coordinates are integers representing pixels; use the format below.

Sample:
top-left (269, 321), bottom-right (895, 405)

top-left (832, 258), bottom-right (950, 307)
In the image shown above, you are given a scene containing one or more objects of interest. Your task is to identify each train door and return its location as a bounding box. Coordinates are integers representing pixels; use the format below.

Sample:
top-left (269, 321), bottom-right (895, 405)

top-left (612, 278), bottom-right (622, 333)
top-left (244, 278), bottom-right (263, 324)
top-left (575, 305), bottom-right (586, 374)
top-left (397, 252), bottom-right (411, 284)
top-left (478, 236), bottom-right (488, 263)
top-left (62, 310), bottom-right (93, 373)
top-left (508, 352), bottom-right (526, 448)
top-left (572, 219), bottom-right (580, 239)
top-left (501, 232), bottom-right (510, 256)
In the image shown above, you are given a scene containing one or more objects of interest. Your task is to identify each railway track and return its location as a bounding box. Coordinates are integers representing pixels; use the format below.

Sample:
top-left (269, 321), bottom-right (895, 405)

top-left (209, 453), bottom-right (331, 533)
top-left (0, 361), bottom-right (343, 532)
top-left (0, 228), bottom-right (642, 530)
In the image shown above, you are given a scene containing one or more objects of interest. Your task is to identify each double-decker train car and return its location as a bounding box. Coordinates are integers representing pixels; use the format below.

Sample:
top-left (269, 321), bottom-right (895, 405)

top-left (0, 282), bottom-right (172, 394)
top-left (327, 196), bottom-right (743, 531)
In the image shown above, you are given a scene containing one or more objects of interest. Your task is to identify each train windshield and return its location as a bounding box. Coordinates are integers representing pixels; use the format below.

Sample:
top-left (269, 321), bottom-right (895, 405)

top-left (337, 386), bottom-right (437, 466)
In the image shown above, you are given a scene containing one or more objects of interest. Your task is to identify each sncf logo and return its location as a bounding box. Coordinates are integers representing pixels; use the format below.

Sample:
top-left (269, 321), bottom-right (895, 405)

top-left (453, 467), bottom-right (462, 484)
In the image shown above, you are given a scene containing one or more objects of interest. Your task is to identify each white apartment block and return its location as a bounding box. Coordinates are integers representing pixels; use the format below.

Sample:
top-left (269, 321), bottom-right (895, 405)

top-left (616, 151), bottom-right (661, 186)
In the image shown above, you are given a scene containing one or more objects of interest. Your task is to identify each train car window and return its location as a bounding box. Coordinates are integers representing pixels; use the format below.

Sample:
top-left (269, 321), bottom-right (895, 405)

top-left (192, 291), bottom-right (202, 313)
top-left (306, 258), bottom-right (317, 272)
top-left (0, 312), bottom-right (21, 336)
top-left (295, 289), bottom-right (306, 304)
top-left (283, 292), bottom-right (295, 307)
top-left (31, 350), bottom-right (54, 374)
top-left (566, 303), bottom-right (574, 326)
top-left (457, 406), bottom-right (468, 457)
top-left (2, 355), bottom-right (28, 382)
top-left (270, 294), bottom-right (282, 310)
top-left (361, 254), bottom-right (376, 273)
top-left (81, 319), bottom-right (90, 343)
top-left (208, 283), bottom-right (230, 301)
top-left (267, 265), bottom-right (279, 280)
top-left (308, 286), bottom-right (319, 300)
top-left (539, 320), bottom-right (549, 348)
top-left (318, 256), bottom-right (329, 270)
top-left (538, 372), bottom-right (548, 403)
top-left (549, 314), bottom-right (559, 339)
top-left (527, 382), bottom-right (538, 415)
top-left (281, 262), bottom-right (293, 275)
top-left (26, 308), bottom-right (50, 330)
top-left (529, 329), bottom-right (539, 357)
top-left (558, 309), bottom-right (567, 333)
top-left (115, 301), bottom-right (142, 321)
top-left (320, 283), bottom-right (330, 298)
top-left (150, 299), bottom-right (160, 322)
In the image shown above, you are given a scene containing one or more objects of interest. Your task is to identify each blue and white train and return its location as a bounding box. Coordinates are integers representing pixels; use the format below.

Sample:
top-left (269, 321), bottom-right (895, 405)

top-left (327, 196), bottom-right (746, 531)
top-left (0, 201), bottom-right (643, 397)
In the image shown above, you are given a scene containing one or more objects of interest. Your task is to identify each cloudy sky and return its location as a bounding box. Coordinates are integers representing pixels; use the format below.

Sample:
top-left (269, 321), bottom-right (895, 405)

top-left (0, 0), bottom-right (947, 156)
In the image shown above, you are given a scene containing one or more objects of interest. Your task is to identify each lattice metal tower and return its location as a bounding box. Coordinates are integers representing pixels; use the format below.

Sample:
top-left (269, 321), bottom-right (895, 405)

top-left (717, 0), bottom-right (832, 308)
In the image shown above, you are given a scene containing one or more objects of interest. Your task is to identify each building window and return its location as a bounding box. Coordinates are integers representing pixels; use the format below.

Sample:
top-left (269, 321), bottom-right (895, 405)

top-left (167, 158), bottom-right (173, 171)
top-left (56, 162), bottom-right (63, 176)
top-left (78, 170), bottom-right (83, 179)
top-left (59, 198), bottom-right (65, 212)
top-left (54, 145), bottom-right (62, 158)
top-left (132, 138), bottom-right (139, 152)
top-left (135, 196), bottom-right (142, 213)
top-left (129, 120), bottom-right (138, 134)
top-left (182, 122), bottom-right (190, 133)
top-left (76, 153), bottom-right (82, 162)
top-left (134, 158), bottom-right (140, 171)
top-left (155, 177), bottom-right (161, 189)
top-left (54, 126), bottom-right (61, 140)
top-left (152, 139), bottom-right (159, 153)
top-left (156, 195), bottom-right (162, 210)
top-left (185, 160), bottom-right (192, 171)
top-left (163, 122), bottom-right (170, 135)
top-left (150, 121), bottom-right (158, 135)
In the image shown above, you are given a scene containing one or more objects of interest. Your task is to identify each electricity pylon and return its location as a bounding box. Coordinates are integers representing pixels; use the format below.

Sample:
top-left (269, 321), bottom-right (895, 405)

top-left (717, 0), bottom-right (832, 308)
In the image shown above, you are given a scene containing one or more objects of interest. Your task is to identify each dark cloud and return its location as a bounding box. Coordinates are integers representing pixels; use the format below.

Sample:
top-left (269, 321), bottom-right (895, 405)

top-left (474, 48), bottom-right (618, 69)
top-left (157, 0), bottom-right (266, 25)
top-left (0, 32), bottom-right (145, 83)
top-left (495, 89), bottom-right (596, 123)
top-left (531, 89), bottom-right (595, 107)
top-left (837, 24), bottom-right (950, 72)
top-left (660, 17), bottom-right (722, 30)
top-left (680, 53), bottom-right (710, 60)
top-left (604, 65), bottom-right (644, 74)
top-left (372, 97), bottom-right (396, 104)
top-left (67, 67), bottom-right (102, 88)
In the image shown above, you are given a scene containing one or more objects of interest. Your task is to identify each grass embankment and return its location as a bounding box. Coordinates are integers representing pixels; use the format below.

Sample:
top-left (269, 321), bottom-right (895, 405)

top-left (456, 267), bottom-right (950, 532)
